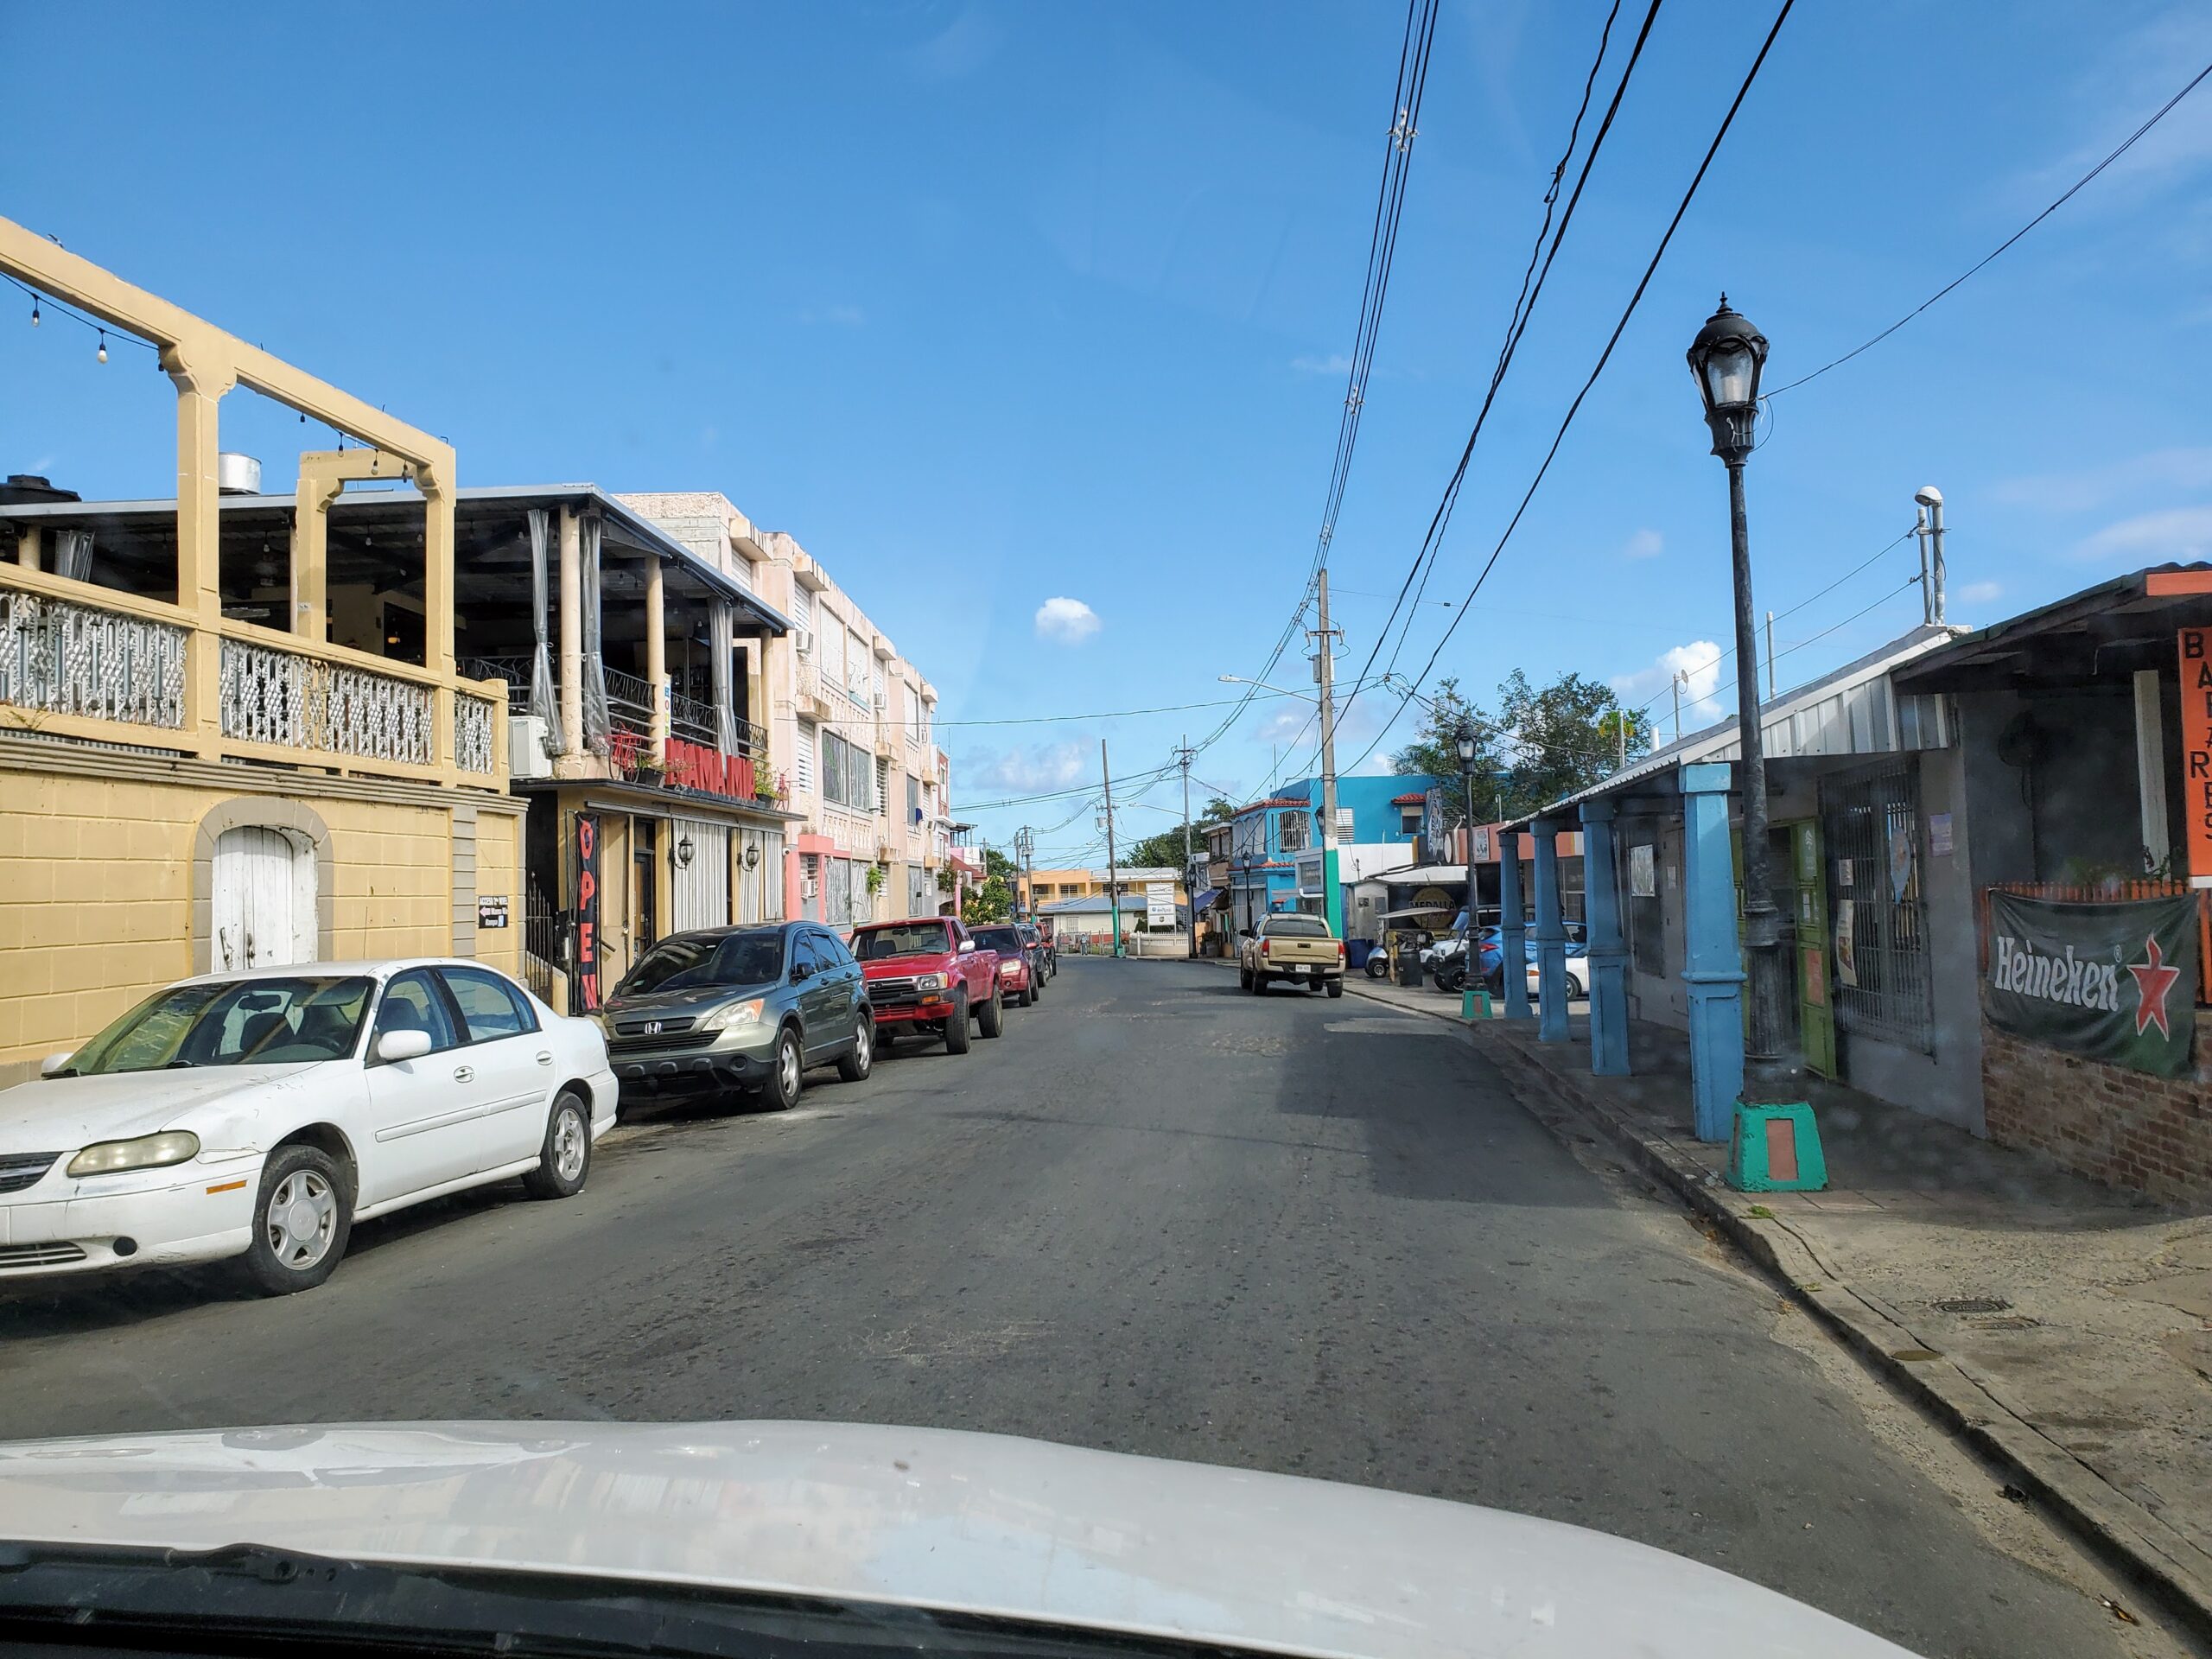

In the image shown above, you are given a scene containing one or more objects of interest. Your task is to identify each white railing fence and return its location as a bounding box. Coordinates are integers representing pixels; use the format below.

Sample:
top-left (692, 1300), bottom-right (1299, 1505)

top-left (0, 588), bottom-right (188, 729)
top-left (220, 638), bottom-right (433, 766)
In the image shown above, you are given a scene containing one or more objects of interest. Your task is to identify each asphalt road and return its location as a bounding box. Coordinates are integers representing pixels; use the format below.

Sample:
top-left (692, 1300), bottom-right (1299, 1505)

top-left (0, 957), bottom-right (2175, 1657)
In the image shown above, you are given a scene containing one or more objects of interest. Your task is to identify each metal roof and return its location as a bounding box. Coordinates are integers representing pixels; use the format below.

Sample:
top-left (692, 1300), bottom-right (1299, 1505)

top-left (1503, 622), bottom-right (1963, 831)
top-left (0, 482), bottom-right (792, 634)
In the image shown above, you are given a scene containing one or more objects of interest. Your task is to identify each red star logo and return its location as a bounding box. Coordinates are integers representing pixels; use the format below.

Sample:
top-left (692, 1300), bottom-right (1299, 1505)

top-left (2127, 936), bottom-right (2183, 1039)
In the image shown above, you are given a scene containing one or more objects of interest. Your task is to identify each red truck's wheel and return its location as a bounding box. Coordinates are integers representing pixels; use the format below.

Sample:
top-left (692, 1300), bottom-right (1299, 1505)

top-left (945, 995), bottom-right (972, 1053)
top-left (978, 988), bottom-right (1005, 1039)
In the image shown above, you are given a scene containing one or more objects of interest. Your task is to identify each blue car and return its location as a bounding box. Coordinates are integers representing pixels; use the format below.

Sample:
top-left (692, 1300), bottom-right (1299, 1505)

top-left (1477, 923), bottom-right (1586, 990)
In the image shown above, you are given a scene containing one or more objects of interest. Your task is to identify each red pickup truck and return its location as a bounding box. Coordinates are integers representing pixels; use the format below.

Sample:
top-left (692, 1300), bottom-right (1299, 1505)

top-left (849, 916), bottom-right (1003, 1054)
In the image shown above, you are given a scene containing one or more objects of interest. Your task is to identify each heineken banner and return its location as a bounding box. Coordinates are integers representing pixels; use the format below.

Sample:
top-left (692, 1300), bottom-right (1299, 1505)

top-left (1986, 893), bottom-right (2198, 1077)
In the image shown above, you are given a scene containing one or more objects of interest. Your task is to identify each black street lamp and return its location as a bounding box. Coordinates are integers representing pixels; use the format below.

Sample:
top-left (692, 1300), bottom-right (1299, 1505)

top-left (1457, 728), bottom-right (1479, 948)
top-left (1688, 294), bottom-right (1791, 1101)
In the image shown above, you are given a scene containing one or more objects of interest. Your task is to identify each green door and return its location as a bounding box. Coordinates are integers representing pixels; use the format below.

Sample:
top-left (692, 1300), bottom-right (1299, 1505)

top-left (1786, 818), bottom-right (1836, 1079)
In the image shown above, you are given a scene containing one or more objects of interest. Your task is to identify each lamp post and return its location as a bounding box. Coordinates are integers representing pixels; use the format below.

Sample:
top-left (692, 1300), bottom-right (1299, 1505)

top-left (1687, 294), bottom-right (1791, 1103)
top-left (1456, 728), bottom-right (1479, 949)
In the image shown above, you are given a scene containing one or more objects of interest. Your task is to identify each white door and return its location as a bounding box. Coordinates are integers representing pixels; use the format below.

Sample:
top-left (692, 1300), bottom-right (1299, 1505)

top-left (211, 826), bottom-right (315, 971)
top-left (361, 968), bottom-right (485, 1202)
top-left (671, 818), bottom-right (730, 933)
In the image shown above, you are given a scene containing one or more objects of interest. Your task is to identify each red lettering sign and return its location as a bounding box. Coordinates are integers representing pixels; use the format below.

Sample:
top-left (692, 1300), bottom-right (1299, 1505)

top-left (572, 812), bottom-right (602, 1012)
top-left (2181, 632), bottom-right (2212, 885)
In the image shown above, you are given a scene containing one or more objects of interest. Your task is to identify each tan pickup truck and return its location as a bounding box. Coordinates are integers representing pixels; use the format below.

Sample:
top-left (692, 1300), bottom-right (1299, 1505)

top-left (1237, 912), bottom-right (1345, 998)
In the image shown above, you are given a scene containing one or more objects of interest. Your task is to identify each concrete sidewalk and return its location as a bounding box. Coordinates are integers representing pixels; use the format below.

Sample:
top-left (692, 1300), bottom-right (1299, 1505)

top-left (1467, 1013), bottom-right (2212, 1641)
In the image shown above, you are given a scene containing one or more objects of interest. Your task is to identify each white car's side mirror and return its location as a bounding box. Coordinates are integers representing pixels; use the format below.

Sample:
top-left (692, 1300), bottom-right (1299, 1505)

top-left (39, 1052), bottom-right (73, 1078)
top-left (375, 1029), bottom-right (435, 1065)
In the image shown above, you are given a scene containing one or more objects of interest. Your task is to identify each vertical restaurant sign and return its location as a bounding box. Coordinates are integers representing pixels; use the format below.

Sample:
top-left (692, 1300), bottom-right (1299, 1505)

top-left (2182, 629), bottom-right (2212, 886)
top-left (572, 812), bottom-right (602, 1012)
top-left (1986, 891), bottom-right (2197, 1077)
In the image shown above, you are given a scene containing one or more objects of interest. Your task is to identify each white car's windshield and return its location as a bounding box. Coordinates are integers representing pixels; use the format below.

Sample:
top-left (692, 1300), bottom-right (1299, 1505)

top-left (60, 978), bottom-right (374, 1076)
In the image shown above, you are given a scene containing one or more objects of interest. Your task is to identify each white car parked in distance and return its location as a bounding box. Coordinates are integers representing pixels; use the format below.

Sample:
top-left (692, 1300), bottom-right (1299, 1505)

top-left (0, 960), bottom-right (616, 1295)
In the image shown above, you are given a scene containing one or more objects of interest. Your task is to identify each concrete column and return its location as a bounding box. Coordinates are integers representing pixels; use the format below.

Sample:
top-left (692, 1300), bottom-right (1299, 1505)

top-left (164, 352), bottom-right (231, 760)
top-left (1580, 798), bottom-right (1629, 1076)
top-left (1532, 819), bottom-right (1568, 1043)
top-left (557, 506), bottom-right (584, 759)
top-left (15, 525), bottom-right (40, 569)
top-left (291, 469), bottom-right (335, 644)
top-left (1680, 761), bottom-right (1745, 1141)
top-left (1499, 832), bottom-right (1531, 1020)
top-left (645, 555), bottom-right (668, 769)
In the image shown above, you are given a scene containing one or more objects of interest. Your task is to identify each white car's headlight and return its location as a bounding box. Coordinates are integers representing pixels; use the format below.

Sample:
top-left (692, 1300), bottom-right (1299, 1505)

top-left (67, 1130), bottom-right (200, 1178)
top-left (914, 973), bottom-right (948, 993)
top-left (699, 998), bottom-right (766, 1033)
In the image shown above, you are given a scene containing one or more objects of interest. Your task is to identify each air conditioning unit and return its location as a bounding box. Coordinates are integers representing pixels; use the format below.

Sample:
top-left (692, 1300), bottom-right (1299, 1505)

top-left (873, 690), bottom-right (888, 713)
top-left (509, 715), bottom-right (552, 780)
top-left (792, 628), bottom-right (815, 656)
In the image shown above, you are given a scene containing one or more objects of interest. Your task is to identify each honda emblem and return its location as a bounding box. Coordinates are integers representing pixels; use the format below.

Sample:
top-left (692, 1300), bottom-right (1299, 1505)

top-left (643, 1020), bottom-right (662, 1035)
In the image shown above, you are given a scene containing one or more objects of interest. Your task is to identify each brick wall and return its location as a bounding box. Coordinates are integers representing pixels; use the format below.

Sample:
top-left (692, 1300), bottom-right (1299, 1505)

top-left (1981, 1020), bottom-right (2212, 1203)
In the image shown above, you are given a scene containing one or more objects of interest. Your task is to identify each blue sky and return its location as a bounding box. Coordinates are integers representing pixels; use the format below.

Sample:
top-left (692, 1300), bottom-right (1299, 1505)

top-left (5, 2), bottom-right (2211, 864)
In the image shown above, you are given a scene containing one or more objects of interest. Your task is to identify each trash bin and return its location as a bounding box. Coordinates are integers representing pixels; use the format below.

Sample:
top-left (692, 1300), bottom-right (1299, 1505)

top-left (1346, 939), bottom-right (1374, 973)
top-left (1396, 944), bottom-right (1425, 988)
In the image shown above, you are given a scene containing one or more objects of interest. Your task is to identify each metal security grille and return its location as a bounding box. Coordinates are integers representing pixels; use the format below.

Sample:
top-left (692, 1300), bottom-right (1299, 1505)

top-left (1820, 760), bottom-right (1933, 1053)
top-left (523, 877), bottom-right (557, 1000)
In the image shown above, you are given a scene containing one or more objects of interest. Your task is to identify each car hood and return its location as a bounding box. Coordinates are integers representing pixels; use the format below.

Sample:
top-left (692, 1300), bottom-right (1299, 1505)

top-left (604, 984), bottom-right (776, 1016)
top-left (859, 953), bottom-right (956, 975)
top-left (0, 1065), bottom-right (320, 1152)
top-left (0, 1421), bottom-right (1904, 1659)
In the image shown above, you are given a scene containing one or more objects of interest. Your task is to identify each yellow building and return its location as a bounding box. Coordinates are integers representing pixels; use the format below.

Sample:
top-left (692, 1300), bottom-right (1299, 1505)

top-left (1018, 867), bottom-right (1187, 911)
top-left (0, 216), bottom-right (519, 1084)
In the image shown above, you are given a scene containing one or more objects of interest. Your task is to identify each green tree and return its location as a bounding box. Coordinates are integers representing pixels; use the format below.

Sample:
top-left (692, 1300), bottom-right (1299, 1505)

top-left (1123, 795), bottom-right (1237, 872)
top-left (1392, 671), bottom-right (1649, 824)
top-left (1494, 670), bottom-right (1649, 818)
top-left (962, 849), bottom-right (1019, 925)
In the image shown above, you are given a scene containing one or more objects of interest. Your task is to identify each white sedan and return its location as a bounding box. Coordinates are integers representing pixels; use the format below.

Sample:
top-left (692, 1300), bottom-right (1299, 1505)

top-left (0, 960), bottom-right (616, 1295)
top-left (1524, 956), bottom-right (1592, 1001)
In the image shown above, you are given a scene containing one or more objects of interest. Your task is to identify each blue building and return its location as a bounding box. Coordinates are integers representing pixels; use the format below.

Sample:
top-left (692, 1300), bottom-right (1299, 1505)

top-left (1225, 773), bottom-right (1446, 934)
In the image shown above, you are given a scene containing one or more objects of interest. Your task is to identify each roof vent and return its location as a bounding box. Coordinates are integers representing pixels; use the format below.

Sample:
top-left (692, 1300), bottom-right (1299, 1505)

top-left (217, 453), bottom-right (262, 496)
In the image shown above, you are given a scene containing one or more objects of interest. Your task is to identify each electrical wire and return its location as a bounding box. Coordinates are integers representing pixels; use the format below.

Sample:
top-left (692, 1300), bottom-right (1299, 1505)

top-left (1189, 0), bottom-right (1440, 766)
top-left (1344, 0), bottom-right (1796, 775)
top-left (1765, 56), bottom-right (2212, 399)
top-left (1338, 0), bottom-right (1657, 742)
top-left (3, 273), bottom-right (159, 355)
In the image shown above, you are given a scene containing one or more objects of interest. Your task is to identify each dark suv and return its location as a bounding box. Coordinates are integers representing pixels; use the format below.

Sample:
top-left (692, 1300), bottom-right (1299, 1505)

top-left (599, 920), bottom-right (872, 1111)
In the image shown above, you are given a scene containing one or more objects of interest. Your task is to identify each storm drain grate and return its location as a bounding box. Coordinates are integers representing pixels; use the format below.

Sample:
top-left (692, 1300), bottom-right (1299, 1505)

top-left (1932, 1296), bottom-right (2013, 1315)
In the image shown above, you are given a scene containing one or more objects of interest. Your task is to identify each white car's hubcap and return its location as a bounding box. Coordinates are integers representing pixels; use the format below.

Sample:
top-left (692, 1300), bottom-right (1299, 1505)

top-left (553, 1108), bottom-right (586, 1181)
top-left (267, 1170), bottom-right (335, 1268)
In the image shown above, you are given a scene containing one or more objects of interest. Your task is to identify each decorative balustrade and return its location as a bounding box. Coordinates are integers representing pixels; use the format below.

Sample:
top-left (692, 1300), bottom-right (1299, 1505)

top-left (454, 693), bottom-right (498, 774)
top-left (219, 637), bottom-right (432, 766)
top-left (0, 587), bottom-right (188, 729)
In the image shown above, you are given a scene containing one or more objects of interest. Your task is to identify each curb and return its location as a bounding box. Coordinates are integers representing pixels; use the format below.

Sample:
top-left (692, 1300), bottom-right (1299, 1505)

top-left (1478, 1025), bottom-right (2212, 1645)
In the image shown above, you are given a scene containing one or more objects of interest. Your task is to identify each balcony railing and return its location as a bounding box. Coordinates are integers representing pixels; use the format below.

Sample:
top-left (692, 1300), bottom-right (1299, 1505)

top-left (1, 565), bottom-right (502, 785)
top-left (0, 586), bottom-right (188, 729)
top-left (220, 637), bottom-right (434, 766)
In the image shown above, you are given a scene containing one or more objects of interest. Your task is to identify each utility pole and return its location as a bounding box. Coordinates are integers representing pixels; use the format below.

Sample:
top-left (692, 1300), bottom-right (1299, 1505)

top-left (1671, 671), bottom-right (1684, 743)
top-left (1014, 824), bottom-right (1034, 919)
top-left (1101, 740), bottom-right (1123, 959)
top-left (1175, 736), bottom-right (1196, 958)
top-left (1765, 611), bottom-right (1777, 700)
top-left (1311, 568), bottom-right (1344, 937)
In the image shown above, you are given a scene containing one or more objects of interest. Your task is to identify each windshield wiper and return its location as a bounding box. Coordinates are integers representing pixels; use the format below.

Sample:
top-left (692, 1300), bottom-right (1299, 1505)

top-left (161, 1058), bottom-right (198, 1069)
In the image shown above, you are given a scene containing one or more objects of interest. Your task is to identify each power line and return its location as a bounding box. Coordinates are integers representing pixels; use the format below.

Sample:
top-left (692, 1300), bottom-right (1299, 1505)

top-left (1348, 0), bottom-right (1796, 773)
top-left (4, 272), bottom-right (158, 361)
top-left (1190, 0), bottom-right (1440, 766)
top-left (1765, 55), bottom-right (2212, 399)
top-left (1338, 0), bottom-right (1657, 741)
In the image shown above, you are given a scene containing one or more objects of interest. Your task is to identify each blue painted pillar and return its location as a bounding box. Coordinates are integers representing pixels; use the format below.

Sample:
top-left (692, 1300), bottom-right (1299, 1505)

top-left (1532, 819), bottom-right (1568, 1043)
top-left (1579, 798), bottom-right (1629, 1076)
top-left (1680, 761), bottom-right (1745, 1141)
top-left (1498, 831), bottom-right (1531, 1020)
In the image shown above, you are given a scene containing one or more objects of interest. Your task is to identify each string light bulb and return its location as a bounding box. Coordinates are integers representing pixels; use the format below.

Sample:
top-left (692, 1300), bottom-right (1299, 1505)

top-left (95, 329), bottom-right (107, 364)
top-left (29, 296), bottom-right (39, 327)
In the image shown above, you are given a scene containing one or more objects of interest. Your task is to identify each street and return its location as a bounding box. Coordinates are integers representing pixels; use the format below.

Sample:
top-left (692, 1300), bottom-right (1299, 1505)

top-left (0, 957), bottom-right (2174, 1658)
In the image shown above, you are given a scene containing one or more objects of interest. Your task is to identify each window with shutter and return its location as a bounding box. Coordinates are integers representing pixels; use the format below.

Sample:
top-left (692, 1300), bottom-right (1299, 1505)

top-left (875, 757), bottom-right (891, 815)
top-left (849, 630), bottom-right (868, 698)
top-left (791, 587), bottom-right (812, 632)
top-left (795, 720), bottom-right (817, 793)
top-left (822, 728), bottom-right (844, 807)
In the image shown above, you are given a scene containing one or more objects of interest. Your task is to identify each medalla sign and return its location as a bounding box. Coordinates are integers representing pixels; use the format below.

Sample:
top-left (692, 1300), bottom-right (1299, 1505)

top-left (1986, 892), bottom-right (2196, 1077)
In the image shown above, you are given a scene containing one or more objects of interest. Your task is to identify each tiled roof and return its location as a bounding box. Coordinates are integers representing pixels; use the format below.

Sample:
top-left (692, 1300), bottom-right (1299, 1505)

top-left (1390, 792), bottom-right (1427, 806)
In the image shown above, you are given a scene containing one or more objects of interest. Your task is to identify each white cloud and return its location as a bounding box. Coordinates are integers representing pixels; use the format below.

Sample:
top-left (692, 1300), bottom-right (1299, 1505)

top-left (1034, 595), bottom-right (1102, 644)
top-left (1955, 579), bottom-right (2003, 605)
top-left (2075, 505), bottom-right (2212, 563)
top-left (1993, 447), bottom-right (2212, 512)
top-left (962, 740), bottom-right (1091, 795)
top-left (1621, 527), bottom-right (1664, 560)
top-left (1611, 640), bottom-right (1727, 729)
top-left (1291, 353), bottom-right (1353, 376)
